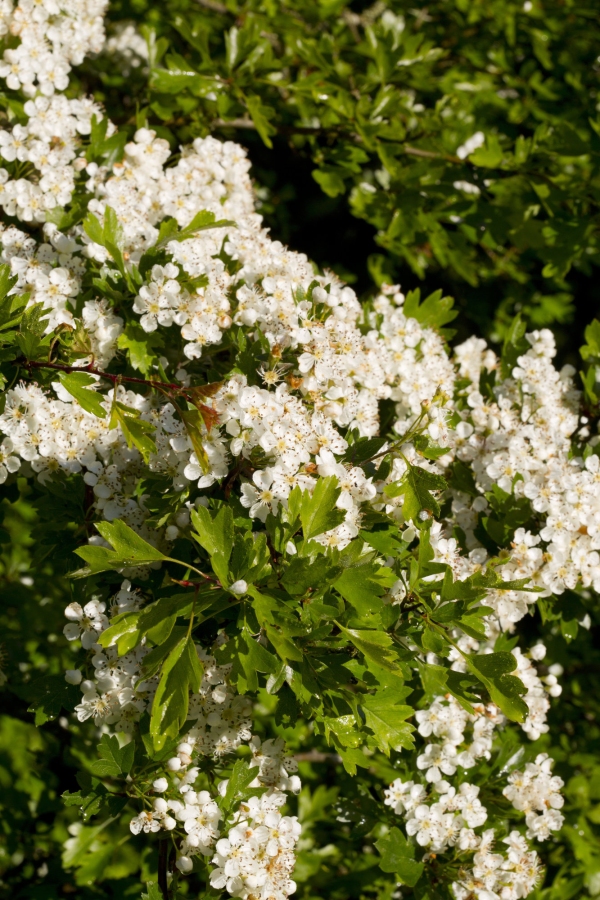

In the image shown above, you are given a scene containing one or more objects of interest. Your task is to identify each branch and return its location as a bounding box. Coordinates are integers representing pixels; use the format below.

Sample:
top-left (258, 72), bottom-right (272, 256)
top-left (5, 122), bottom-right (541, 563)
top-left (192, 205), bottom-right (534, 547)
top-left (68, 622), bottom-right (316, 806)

top-left (157, 838), bottom-right (170, 899)
top-left (20, 358), bottom-right (182, 392)
top-left (212, 118), bottom-right (465, 163)
top-left (212, 117), bottom-right (335, 137)
top-left (403, 144), bottom-right (463, 164)
top-left (196, 0), bottom-right (228, 12)
top-left (293, 750), bottom-right (342, 763)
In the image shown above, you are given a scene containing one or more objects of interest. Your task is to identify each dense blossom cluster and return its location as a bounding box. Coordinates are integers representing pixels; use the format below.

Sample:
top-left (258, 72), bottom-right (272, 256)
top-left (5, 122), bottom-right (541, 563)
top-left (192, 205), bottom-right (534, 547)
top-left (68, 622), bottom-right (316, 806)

top-left (208, 790), bottom-right (302, 899)
top-left (63, 581), bottom-right (253, 743)
top-left (384, 694), bottom-right (564, 899)
top-left (503, 753), bottom-right (565, 842)
top-left (2, 189), bottom-right (594, 639)
top-left (0, 0), bottom-right (106, 97)
top-left (447, 332), bottom-right (600, 627)
top-left (0, 7), bottom-right (589, 898)
top-left (0, 93), bottom-right (596, 616)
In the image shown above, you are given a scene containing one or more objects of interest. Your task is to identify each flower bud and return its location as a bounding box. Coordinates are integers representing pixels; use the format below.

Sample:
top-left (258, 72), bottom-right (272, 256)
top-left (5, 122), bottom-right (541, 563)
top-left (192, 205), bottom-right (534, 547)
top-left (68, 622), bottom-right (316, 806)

top-left (153, 777), bottom-right (169, 792)
top-left (229, 579), bottom-right (247, 596)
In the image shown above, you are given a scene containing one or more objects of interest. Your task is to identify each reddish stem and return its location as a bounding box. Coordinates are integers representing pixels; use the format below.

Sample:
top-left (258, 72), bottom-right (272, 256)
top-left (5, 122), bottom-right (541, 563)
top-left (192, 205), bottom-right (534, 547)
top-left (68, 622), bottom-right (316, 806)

top-left (20, 357), bottom-right (182, 392)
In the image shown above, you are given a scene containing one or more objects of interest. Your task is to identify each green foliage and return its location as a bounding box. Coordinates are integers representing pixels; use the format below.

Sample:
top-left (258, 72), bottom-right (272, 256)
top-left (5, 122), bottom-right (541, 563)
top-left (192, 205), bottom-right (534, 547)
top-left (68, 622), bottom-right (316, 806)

top-left (89, 734), bottom-right (134, 777)
top-left (58, 372), bottom-right (107, 418)
top-left (90, 0), bottom-right (600, 344)
top-left (298, 475), bottom-right (346, 540)
top-left (73, 520), bottom-right (169, 574)
top-left (150, 634), bottom-right (203, 750)
top-left (375, 827), bottom-right (423, 886)
top-left (2, 2), bottom-right (600, 898)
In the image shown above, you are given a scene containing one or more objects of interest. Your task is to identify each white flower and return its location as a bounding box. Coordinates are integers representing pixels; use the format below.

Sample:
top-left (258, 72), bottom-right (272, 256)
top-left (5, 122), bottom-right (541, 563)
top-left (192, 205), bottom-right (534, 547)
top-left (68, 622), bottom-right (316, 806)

top-left (63, 600), bottom-right (108, 648)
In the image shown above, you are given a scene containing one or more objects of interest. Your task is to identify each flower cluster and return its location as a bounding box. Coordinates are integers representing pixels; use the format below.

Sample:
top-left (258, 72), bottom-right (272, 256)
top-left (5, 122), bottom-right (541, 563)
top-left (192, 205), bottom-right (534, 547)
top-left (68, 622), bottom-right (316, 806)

top-left (453, 831), bottom-right (542, 900)
top-left (413, 697), bottom-right (503, 784)
top-left (385, 775), bottom-right (544, 900)
top-left (447, 331), bottom-right (600, 629)
top-left (384, 696), bottom-right (564, 899)
top-left (102, 21), bottom-right (149, 76)
top-left (503, 753), bottom-right (565, 841)
top-left (0, 0), bottom-right (106, 97)
top-left (0, 6), bottom-right (586, 898)
top-left (1, 92), bottom-right (597, 614)
top-left (209, 790), bottom-right (301, 900)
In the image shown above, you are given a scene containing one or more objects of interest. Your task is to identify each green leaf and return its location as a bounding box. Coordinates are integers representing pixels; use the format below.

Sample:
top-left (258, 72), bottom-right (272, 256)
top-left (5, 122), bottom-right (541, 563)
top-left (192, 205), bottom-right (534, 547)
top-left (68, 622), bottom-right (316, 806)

top-left (25, 675), bottom-right (80, 726)
top-left (74, 844), bottom-right (114, 887)
top-left (155, 209), bottom-right (234, 249)
top-left (58, 372), bottom-right (107, 419)
top-left (360, 688), bottom-right (415, 754)
top-left (150, 636), bottom-right (203, 750)
top-left (249, 587), bottom-right (304, 662)
top-left (220, 759), bottom-right (259, 815)
top-left (300, 476), bottom-right (346, 540)
top-left (109, 401), bottom-right (157, 462)
top-left (469, 133), bottom-right (503, 167)
top-left (464, 651), bottom-right (528, 723)
top-left (103, 206), bottom-right (124, 254)
top-left (117, 322), bottom-right (163, 375)
top-left (338, 625), bottom-right (407, 677)
top-left (501, 313), bottom-right (529, 379)
top-left (95, 520), bottom-right (167, 564)
top-left (334, 562), bottom-right (390, 617)
top-left (580, 319), bottom-right (600, 361)
top-left (417, 661), bottom-right (477, 713)
top-left (342, 436), bottom-right (388, 466)
top-left (141, 625), bottom-right (188, 679)
top-left (89, 734), bottom-right (134, 777)
top-left (375, 827), bottom-right (423, 886)
top-left (96, 610), bottom-right (142, 655)
top-left (216, 627), bottom-right (278, 693)
top-left (387, 463), bottom-right (446, 521)
top-left (191, 505), bottom-right (234, 560)
top-left (142, 884), bottom-right (163, 900)
top-left (282, 554), bottom-right (343, 597)
top-left (73, 520), bottom-right (168, 575)
top-left (313, 168), bottom-right (346, 197)
top-left (16, 302), bottom-right (51, 359)
top-left (0, 263), bottom-right (18, 302)
top-left (122, 414), bottom-right (158, 461)
top-left (245, 95), bottom-right (276, 148)
top-left (83, 210), bottom-right (105, 246)
top-left (403, 288), bottom-right (457, 332)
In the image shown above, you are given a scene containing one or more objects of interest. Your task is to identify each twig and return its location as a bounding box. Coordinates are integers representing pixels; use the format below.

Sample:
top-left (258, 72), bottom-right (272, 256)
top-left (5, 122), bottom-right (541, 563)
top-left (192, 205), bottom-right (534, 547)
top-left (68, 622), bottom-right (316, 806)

top-left (212, 118), bottom-right (465, 163)
top-left (158, 839), bottom-right (170, 900)
top-left (20, 358), bottom-right (182, 392)
top-left (196, 0), bottom-right (228, 13)
top-left (212, 117), bottom-right (337, 137)
top-left (403, 145), bottom-right (463, 164)
top-left (293, 750), bottom-right (342, 763)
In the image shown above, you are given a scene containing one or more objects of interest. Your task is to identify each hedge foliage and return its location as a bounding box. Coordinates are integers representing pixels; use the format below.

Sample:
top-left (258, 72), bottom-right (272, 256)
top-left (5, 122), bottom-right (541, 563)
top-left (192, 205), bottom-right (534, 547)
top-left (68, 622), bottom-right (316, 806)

top-left (2, 3), bottom-right (600, 900)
